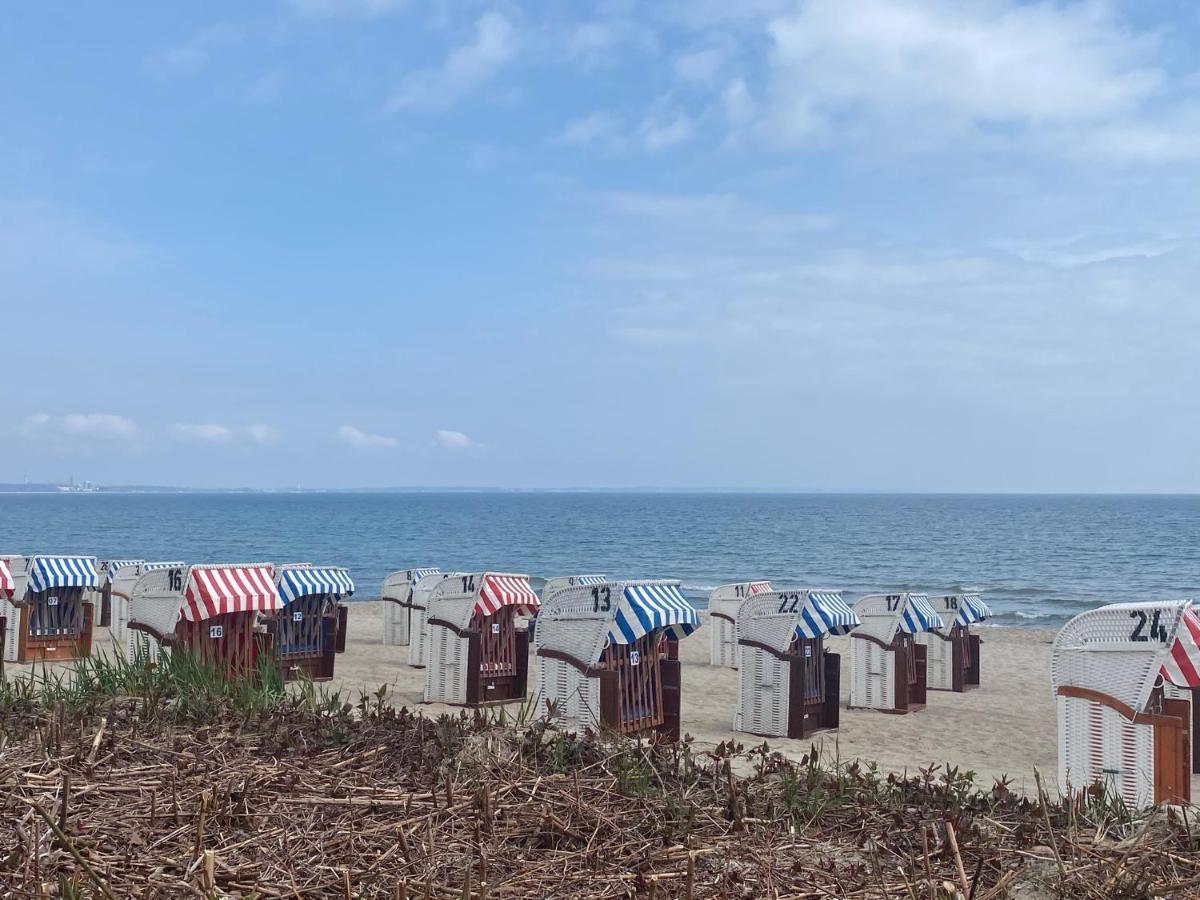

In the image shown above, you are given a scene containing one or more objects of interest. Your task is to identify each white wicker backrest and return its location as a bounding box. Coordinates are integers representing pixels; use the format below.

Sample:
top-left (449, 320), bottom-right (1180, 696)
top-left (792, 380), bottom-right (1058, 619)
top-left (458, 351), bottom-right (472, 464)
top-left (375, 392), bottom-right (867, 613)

top-left (736, 589), bottom-right (852, 653)
top-left (426, 572), bottom-right (536, 631)
top-left (540, 575), bottom-right (607, 603)
top-left (710, 582), bottom-right (773, 603)
top-left (109, 564), bottom-right (143, 600)
top-left (852, 592), bottom-right (939, 641)
top-left (381, 567), bottom-right (442, 602)
top-left (128, 565), bottom-right (189, 637)
top-left (1051, 600), bottom-right (1190, 712)
top-left (413, 572), bottom-right (458, 609)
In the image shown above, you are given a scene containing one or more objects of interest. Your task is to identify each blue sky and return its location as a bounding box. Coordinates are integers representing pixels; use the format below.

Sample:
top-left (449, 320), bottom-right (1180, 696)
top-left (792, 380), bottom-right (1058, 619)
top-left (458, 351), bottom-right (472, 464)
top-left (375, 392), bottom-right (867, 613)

top-left (3, 0), bottom-right (1199, 491)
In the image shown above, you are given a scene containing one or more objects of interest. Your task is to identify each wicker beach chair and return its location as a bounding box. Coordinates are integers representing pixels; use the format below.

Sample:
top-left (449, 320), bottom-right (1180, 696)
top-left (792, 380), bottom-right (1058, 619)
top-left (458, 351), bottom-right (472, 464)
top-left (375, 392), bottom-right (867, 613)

top-left (916, 592), bottom-right (991, 692)
top-left (537, 576), bottom-right (606, 644)
top-left (709, 581), bottom-right (773, 668)
top-left (405, 571), bottom-right (460, 668)
top-left (422, 572), bottom-right (538, 706)
top-left (734, 589), bottom-right (859, 738)
top-left (534, 579), bottom-right (701, 740)
top-left (99, 559), bottom-right (141, 635)
top-left (267, 563), bottom-right (354, 681)
top-left (1, 555), bottom-right (98, 663)
top-left (0, 556), bottom-right (14, 661)
top-left (108, 561), bottom-right (184, 654)
top-left (848, 592), bottom-right (944, 713)
top-left (127, 563), bottom-right (281, 677)
top-left (1052, 600), bottom-right (1199, 808)
top-left (381, 567), bottom-right (442, 647)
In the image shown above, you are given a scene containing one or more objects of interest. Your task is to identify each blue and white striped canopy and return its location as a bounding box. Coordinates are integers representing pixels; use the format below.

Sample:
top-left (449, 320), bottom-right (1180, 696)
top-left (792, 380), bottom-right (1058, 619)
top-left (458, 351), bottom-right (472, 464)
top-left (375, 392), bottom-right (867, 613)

top-left (796, 591), bottom-right (860, 639)
top-left (898, 593), bottom-right (944, 634)
top-left (279, 567), bottom-right (355, 604)
top-left (411, 567), bottom-right (441, 582)
top-left (608, 583), bottom-right (701, 647)
top-left (955, 593), bottom-right (991, 627)
top-left (105, 560), bottom-right (143, 583)
top-left (143, 561), bottom-right (186, 572)
top-left (29, 556), bottom-right (98, 592)
top-left (575, 574), bottom-right (607, 585)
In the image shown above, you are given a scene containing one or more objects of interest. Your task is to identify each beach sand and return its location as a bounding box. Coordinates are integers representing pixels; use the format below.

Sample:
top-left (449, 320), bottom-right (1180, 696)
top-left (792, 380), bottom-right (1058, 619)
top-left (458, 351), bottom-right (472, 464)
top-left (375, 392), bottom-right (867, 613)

top-left (37, 604), bottom-right (1199, 797)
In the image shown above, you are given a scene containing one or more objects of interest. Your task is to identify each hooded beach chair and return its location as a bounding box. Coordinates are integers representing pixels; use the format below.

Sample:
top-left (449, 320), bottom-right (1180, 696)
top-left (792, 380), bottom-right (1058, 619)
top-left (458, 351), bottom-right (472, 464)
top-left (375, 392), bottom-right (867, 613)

top-left (1, 555), bottom-right (98, 663)
top-left (96, 560), bottom-right (140, 628)
top-left (268, 564), bottom-right (354, 681)
top-left (709, 581), bottom-right (772, 668)
top-left (915, 592), bottom-right (991, 692)
top-left (381, 567), bottom-right (442, 647)
top-left (422, 572), bottom-right (538, 706)
top-left (734, 589), bottom-right (859, 738)
top-left (535, 579), bottom-right (701, 739)
top-left (1052, 600), bottom-right (1199, 807)
top-left (127, 563), bottom-right (281, 677)
top-left (108, 561), bottom-right (184, 650)
top-left (0, 557), bottom-right (14, 661)
top-left (537, 575), bottom-right (607, 644)
top-left (848, 592), bottom-right (944, 713)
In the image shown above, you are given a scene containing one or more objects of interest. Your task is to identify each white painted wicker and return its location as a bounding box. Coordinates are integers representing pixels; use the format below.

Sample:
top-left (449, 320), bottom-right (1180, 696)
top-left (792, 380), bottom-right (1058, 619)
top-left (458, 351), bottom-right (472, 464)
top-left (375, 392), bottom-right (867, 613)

top-left (108, 564), bottom-right (143, 647)
top-left (708, 582), bottom-right (772, 669)
top-left (381, 567), bottom-right (443, 646)
top-left (1051, 600), bottom-right (1192, 806)
top-left (848, 593), bottom-right (936, 710)
top-left (408, 572), bottom-right (458, 667)
top-left (1, 555), bottom-right (28, 662)
top-left (126, 566), bottom-right (187, 664)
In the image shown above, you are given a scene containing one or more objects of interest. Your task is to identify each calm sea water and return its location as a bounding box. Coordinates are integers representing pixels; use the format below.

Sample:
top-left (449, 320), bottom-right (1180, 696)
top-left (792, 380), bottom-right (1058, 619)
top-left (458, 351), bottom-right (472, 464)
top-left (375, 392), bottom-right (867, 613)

top-left (1, 492), bottom-right (1197, 627)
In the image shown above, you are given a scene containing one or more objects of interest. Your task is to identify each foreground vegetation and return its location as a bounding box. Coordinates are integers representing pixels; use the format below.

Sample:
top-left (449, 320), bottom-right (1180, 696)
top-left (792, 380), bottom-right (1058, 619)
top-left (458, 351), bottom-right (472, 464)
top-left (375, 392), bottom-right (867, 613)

top-left (0, 653), bottom-right (1196, 898)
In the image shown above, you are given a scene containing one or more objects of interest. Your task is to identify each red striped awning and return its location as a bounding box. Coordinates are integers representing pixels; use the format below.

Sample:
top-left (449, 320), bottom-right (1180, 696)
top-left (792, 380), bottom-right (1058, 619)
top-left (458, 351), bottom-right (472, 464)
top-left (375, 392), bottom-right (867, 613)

top-left (475, 574), bottom-right (539, 617)
top-left (1161, 607), bottom-right (1200, 687)
top-left (0, 559), bottom-right (13, 598)
top-left (182, 565), bottom-right (281, 622)
top-left (749, 581), bottom-right (771, 595)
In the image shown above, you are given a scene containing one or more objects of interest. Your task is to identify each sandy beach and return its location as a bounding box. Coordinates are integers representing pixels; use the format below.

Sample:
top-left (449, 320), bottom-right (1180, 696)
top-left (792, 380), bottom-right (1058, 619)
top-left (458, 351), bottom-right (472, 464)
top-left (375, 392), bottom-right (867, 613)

top-left (32, 602), bottom-right (1196, 798)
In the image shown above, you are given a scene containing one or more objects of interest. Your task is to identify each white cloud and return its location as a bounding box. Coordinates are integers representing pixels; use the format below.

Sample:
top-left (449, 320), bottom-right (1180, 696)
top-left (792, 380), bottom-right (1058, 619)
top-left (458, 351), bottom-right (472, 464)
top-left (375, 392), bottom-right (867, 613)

top-left (434, 429), bottom-right (481, 450)
top-left (19, 413), bottom-right (137, 440)
top-left (673, 45), bottom-right (727, 86)
top-left (389, 13), bottom-right (517, 112)
top-left (150, 22), bottom-right (244, 74)
top-left (557, 104), bottom-right (695, 153)
top-left (0, 201), bottom-right (141, 274)
top-left (247, 424), bottom-right (281, 444)
top-left (287, 0), bottom-right (405, 16)
top-left (637, 105), bottom-right (694, 151)
top-left (558, 110), bottom-right (626, 147)
top-left (173, 423), bottom-right (234, 444)
top-left (337, 425), bottom-right (399, 449)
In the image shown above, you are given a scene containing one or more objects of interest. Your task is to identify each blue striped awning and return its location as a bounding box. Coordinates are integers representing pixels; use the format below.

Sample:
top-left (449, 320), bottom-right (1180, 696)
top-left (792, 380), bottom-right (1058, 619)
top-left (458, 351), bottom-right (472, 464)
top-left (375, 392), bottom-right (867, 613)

top-left (955, 593), bottom-right (991, 627)
top-left (105, 560), bottom-right (143, 583)
top-left (279, 567), bottom-right (355, 604)
top-left (608, 583), bottom-right (701, 647)
top-left (29, 556), bottom-right (98, 592)
top-left (411, 567), bottom-right (441, 582)
top-left (575, 574), bottom-right (607, 585)
top-left (143, 561), bottom-right (186, 572)
top-left (899, 593), bottom-right (944, 634)
top-left (797, 591), bottom-right (860, 639)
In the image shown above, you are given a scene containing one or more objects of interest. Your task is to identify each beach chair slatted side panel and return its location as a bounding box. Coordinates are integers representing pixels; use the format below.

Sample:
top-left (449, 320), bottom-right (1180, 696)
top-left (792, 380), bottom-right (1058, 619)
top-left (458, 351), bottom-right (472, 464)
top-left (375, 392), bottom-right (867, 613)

top-left (406, 572), bottom-right (455, 668)
top-left (734, 590), bottom-right (859, 739)
top-left (535, 579), bottom-right (701, 740)
top-left (104, 560), bottom-right (150, 644)
top-left (273, 565), bottom-right (355, 681)
top-left (1052, 601), bottom-right (1199, 808)
top-left (8, 556), bottom-right (99, 663)
top-left (0, 557), bottom-right (16, 662)
top-left (709, 581), bottom-right (772, 669)
top-left (422, 573), bottom-right (538, 706)
top-left (381, 567), bottom-right (441, 647)
top-left (849, 593), bottom-right (942, 714)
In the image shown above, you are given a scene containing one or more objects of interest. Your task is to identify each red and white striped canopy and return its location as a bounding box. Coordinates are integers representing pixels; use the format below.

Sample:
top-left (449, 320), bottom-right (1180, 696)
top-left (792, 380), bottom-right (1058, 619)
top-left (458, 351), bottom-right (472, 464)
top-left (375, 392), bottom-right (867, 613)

top-left (182, 565), bottom-right (281, 623)
top-left (1161, 606), bottom-right (1200, 688)
top-left (0, 558), bottom-right (13, 598)
top-left (749, 581), bottom-right (771, 595)
top-left (476, 573), bottom-right (539, 617)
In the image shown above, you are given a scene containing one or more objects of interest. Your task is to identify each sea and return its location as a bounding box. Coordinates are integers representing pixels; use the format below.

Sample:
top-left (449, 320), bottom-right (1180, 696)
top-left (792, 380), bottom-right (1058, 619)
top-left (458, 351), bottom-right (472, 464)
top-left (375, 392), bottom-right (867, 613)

top-left (2, 492), bottom-right (1198, 628)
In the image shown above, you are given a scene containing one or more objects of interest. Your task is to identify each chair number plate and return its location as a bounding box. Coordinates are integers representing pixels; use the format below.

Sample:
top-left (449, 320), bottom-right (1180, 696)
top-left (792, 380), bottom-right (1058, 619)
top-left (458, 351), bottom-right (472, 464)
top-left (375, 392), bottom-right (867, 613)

top-left (47, 596), bottom-right (59, 606)
top-left (209, 625), bottom-right (224, 639)
top-left (491, 623), bottom-right (500, 634)
top-left (293, 611), bottom-right (304, 622)
top-left (804, 645), bottom-right (812, 658)
top-left (629, 650), bottom-right (640, 666)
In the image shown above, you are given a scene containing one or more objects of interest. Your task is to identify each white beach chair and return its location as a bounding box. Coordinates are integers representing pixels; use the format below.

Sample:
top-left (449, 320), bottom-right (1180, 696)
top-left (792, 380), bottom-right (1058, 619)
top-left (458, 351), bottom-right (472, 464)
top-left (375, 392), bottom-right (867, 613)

top-left (110, 561), bottom-right (184, 656)
top-left (709, 581), bottom-right (772, 668)
top-left (733, 589), bottom-right (859, 738)
top-left (406, 572), bottom-right (459, 668)
top-left (127, 563), bottom-right (281, 676)
top-left (1, 555), bottom-right (98, 663)
top-left (270, 563), bottom-right (354, 681)
top-left (101, 559), bottom-right (142, 641)
top-left (916, 592), bottom-right (991, 692)
top-left (381, 567), bottom-right (442, 646)
top-left (422, 572), bottom-right (538, 706)
top-left (1052, 600), bottom-right (1199, 808)
top-left (534, 579), bottom-right (701, 739)
top-left (848, 592), bottom-right (944, 713)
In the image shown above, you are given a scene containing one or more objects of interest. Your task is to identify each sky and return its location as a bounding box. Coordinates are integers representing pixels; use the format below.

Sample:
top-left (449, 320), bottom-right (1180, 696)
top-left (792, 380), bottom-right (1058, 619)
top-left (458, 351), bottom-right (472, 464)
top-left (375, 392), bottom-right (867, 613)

top-left (2, 0), bottom-right (1199, 491)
